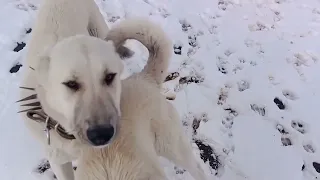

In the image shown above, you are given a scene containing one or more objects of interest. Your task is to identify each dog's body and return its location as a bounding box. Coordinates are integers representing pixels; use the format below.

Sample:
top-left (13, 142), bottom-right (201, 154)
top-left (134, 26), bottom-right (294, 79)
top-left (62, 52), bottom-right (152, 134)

top-left (19, 0), bottom-right (208, 180)
top-left (73, 19), bottom-right (208, 180)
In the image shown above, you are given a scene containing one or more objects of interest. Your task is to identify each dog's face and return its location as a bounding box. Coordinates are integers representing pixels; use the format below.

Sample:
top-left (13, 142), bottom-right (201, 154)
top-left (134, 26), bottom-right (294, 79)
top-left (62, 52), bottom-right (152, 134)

top-left (36, 35), bottom-right (124, 147)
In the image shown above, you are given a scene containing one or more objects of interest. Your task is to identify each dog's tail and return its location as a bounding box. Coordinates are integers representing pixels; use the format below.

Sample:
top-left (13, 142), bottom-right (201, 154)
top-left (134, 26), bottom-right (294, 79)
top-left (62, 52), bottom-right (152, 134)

top-left (105, 18), bottom-right (172, 85)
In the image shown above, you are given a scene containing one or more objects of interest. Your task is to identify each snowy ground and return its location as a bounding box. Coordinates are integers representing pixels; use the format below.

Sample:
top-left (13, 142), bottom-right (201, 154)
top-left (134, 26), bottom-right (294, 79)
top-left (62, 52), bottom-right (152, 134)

top-left (1, 0), bottom-right (320, 179)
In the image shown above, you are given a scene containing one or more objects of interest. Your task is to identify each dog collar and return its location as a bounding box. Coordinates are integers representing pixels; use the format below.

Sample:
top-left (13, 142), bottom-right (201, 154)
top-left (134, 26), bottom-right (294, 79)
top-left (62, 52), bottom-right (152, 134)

top-left (17, 86), bottom-right (76, 144)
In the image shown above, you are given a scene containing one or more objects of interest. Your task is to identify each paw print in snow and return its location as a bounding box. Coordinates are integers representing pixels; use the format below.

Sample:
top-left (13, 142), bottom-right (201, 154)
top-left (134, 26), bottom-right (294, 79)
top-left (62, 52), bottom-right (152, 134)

top-left (276, 124), bottom-right (293, 146)
top-left (291, 120), bottom-right (307, 134)
top-left (282, 89), bottom-right (298, 100)
top-left (208, 24), bottom-right (218, 34)
top-left (274, 97), bottom-right (286, 110)
top-left (194, 139), bottom-right (222, 173)
top-left (218, 0), bottom-right (233, 11)
top-left (250, 61), bottom-right (257, 66)
top-left (107, 16), bottom-right (120, 23)
top-left (13, 42), bottom-right (26, 52)
top-left (216, 56), bottom-right (228, 74)
top-left (250, 104), bottom-right (266, 116)
top-left (281, 136), bottom-right (292, 146)
top-left (179, 75), bottom-right (204, 84)
top-left (232, 64), bottom-right (244, 74)
top-left (16, 2), bottom-right (37, 11)
top-left (224, 49), bottom-right (235, 57)
top-left (174, 166), bottom-right (186, 174)
top-left (10, 63), bottom-right (22, 73)
top-left (238, 57), bottom-right (246, 63)
top-left (217, 64), bottom-right (228, 74)
top-left (237, 80), bottom-right (250, 92)
top-left (173, 43), bottom-right (182, 55)
top-left (274, 13), bottom-right (282, 22)
top-left (303, 143), bottom-right (316, 153)
top-left (33, 159), bottom-right (50, 174)
top-left (224, 107), bottom-right (238, 117)
top-left (165, 72), bottom-right (180, 82)
top-left (217, 87), bottom-right (229, 105)
top-left (157, 7), bottom-right (170, 18)
top-left (248, 21), bottom-right (269, 31)
top-left (221, 107), bottom-right (237, 131)
top-left (289, 51), bottom-right (318, 67)
top-left (26, 28), bottom-right (32, 34)
top-left (188, 34), bottom-right (198, 47)
top-left (179, 19), bottom-right (192, 32)
top-left (276, 124), bottom-right (289, 135)
top-left (244, 39), bottom-right (256, 48)
top-left (222, 116), bottom-right (234, 129)
top-left (187, 48), bottom-right (197, 57)
top-left (192, 112), bottom-right (209, 135)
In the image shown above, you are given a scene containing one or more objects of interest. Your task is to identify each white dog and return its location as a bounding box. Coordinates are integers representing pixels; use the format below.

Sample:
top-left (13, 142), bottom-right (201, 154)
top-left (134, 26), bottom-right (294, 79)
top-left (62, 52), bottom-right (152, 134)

top-left (18, 0), bottom-right (132, 179)
top-left (71, 19), bottom-right (209, 180)
top-left (18, 0), bottom-right (208, 180)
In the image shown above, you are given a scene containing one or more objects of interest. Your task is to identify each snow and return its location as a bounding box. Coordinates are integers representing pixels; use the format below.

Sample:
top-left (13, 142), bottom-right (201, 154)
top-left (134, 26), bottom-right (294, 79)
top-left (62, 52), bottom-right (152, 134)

top-left (1, 0), bottom-right (320, 179)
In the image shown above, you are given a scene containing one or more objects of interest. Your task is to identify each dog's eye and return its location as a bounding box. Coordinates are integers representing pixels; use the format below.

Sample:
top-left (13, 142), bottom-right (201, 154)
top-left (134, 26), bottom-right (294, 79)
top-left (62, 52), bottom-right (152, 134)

top-left (104, 73), bottom-right (116, 85)
top-left (63, 80), bottom-right (81, 91)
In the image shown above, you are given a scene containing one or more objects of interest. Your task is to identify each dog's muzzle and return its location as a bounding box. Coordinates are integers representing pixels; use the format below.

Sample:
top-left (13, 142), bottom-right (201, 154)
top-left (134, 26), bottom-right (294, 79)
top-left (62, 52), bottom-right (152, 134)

top-left (86, 125), bottom-right (115, 146)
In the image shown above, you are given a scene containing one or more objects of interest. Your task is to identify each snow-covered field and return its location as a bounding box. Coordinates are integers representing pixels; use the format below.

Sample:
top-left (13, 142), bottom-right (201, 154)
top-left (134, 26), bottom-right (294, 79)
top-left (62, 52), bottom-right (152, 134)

top-left (1, 0), bottom-right (320, 179)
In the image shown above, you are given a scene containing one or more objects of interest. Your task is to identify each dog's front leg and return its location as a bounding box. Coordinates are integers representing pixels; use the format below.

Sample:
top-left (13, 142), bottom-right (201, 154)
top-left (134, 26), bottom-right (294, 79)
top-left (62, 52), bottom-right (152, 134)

top-left (49, 160), bottom-right (74, 180)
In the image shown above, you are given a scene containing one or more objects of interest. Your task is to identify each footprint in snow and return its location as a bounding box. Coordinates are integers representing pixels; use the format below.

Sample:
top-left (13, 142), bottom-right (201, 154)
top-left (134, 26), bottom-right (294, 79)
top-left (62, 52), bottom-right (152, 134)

top-left (274, 97), bottom-right (286, 110)
top-left (15, 2), bottom-right (37, 11)
top-left (250, 104), bottom-right (266, 116)
top-left (237, 80), bottom-right (250, 92)
top-left (173, 43), bottom-right (182, 55)
top-left (192, 112), bottom-right (209, 135)
top-left (221, 107), bottom-right (238, 137)
top-left (291, 120), bottom-right (307, 134)
top-left (10, 63), bottom-right (22, 73)
top-left (282, 89), bottom-right (298, 100)
top-left (13, 42), bottom-right (26, 52)
top-left (303, 142), bottom-right (316, 153)
top-left (179, 19), bottom-right (192, 33)
top-left (276, 124), bottom-right (293, 146)
top-left (217, 84), bottom-right (231, 105)
top-left (181, 112), bottom-right (222, 175)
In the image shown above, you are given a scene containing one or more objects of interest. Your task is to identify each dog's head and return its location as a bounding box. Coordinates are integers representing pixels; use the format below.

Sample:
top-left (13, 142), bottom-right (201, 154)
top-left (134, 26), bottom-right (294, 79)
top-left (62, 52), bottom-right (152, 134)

top-left (35, 35), bottom-right (124, 147)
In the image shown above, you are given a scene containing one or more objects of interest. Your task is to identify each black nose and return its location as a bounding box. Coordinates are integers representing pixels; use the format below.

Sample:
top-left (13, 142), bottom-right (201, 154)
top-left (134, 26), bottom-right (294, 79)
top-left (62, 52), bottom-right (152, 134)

top-left (86, 125), bottom-right (115, 146)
